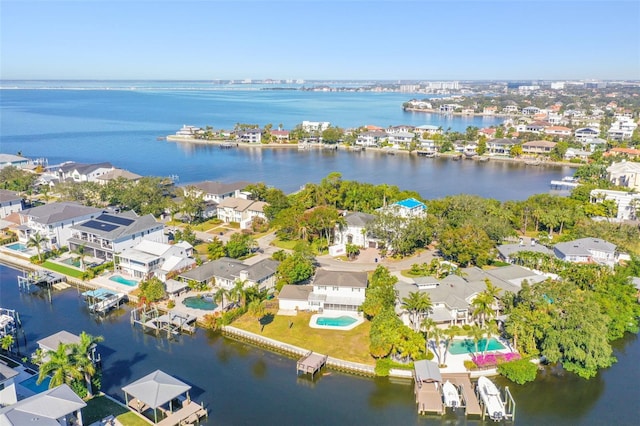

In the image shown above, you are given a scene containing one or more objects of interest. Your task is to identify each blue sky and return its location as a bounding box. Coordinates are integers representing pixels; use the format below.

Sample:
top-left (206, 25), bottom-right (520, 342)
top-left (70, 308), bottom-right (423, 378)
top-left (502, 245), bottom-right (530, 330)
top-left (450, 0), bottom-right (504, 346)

top-left (1, 0), bottom-right (638, 80)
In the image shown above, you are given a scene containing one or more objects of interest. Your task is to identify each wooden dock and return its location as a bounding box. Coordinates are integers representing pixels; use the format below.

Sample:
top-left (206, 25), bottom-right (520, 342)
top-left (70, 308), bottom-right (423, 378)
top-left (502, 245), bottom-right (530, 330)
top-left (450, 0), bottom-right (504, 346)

top-left (156, 401), bottom-right (207, 426)
top-left (297, 351), bottom-right (328, 379)
top-left (131, 306), bottom-right (196, 336)
top-left (415, 381), bottom-right (444, 415)
top-left (17, 270), bottom-right (66, 302)
top-left (443, 373), bottom-right (482, 416)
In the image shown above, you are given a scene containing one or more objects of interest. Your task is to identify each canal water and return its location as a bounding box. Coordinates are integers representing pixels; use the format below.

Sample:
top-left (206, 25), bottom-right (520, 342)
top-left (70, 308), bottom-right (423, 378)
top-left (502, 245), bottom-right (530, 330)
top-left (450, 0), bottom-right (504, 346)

top-left (0, 265), bottom-right (638, 425)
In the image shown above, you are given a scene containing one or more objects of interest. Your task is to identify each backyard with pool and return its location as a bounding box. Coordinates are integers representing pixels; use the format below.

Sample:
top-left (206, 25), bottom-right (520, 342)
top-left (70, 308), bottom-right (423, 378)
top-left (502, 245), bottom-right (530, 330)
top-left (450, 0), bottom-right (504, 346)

top-left (109, 275), bottom-right (138, 287)
top-left (448, 337), bottom-right (506, 355)
top-left (309, 314), bottom-right (364, 330)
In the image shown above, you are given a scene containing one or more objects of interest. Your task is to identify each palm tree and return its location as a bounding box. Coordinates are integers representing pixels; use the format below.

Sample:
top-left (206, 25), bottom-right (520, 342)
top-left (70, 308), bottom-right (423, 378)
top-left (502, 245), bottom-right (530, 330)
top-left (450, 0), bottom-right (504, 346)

top-left (231, 279), bottom-right (248, 307)
top-left (401, 291), bottom-right (433, 332)
top-left (442, 325), bottom-right (461, 366)
top-left (471, 292), bottom-right (494, 328)
top-left (73, 243), bottom-right (87, 270)
top-left (420, 317), bottom-right (436, 356)
top-left (483, 322), bottom-right (499, 355)
top-left (27, 231), bottom-right (49, 262)
top-left (467, 324), bottom-right (484, 355)
top-left (0, 335), bottom-right (14, 353)
top-left (72, 332), bottom-right (104, 397)
top-left (214, 287), bottom-right (228, 310)
top-left (37, 343), bottom-right (83, 389)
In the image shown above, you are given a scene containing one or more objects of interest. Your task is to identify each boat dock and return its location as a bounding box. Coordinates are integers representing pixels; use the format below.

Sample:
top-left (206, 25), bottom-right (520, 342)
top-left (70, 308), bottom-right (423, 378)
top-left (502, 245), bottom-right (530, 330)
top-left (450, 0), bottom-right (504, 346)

top-left (131, 306), bottom-right (197, 336)
top-left (17, 270), bottom-right (66, 302)
top-left (83, 288), bottom-right (127, 314)
top-left (155, 401), bottom-right (208, 426)
top-left (416, 151), bottom-right (437, 157)
top-left (297, 351), bottom-right (328, 379)
top-left (0, 308), bottom-right (22, 341)
top-left (550, 176), bottom-right (580, 190)
top-left (476, 379), bottom-right (516, 422)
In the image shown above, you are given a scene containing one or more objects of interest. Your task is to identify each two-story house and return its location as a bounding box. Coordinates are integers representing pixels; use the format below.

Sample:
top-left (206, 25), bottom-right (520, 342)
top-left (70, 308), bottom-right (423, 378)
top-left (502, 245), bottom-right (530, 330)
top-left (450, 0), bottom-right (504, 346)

top-left (17, 202), bottom-right (104, 249)
top-left (0, 190), bottom-right (24, 219)
top-left (522, 140), bottom-right (556, 156)
top-left (179, 257), bottom-right (279, 293)
top-left (216, 197), bottom-right (268, 229)
top-left (67, 210), bottom-right (165, 262)
top-left (236, 128), bottom-right (262, 144)
top-left (54, 162), bottom-right (115, 183)
top-left (356, 131), bottom-right (387, 147)
top-left (607, 161), bottom-right (640, 191)
top-left (116, 240), bottom-right (195, 280)
top-left (486, 138), bottom-right (519, 155)
top-left (188, 181), bottom-right (251, 204)
top-left (334, 211), bottom-right (379, 249)
top-left (379, 198), bottom-right (427, 219)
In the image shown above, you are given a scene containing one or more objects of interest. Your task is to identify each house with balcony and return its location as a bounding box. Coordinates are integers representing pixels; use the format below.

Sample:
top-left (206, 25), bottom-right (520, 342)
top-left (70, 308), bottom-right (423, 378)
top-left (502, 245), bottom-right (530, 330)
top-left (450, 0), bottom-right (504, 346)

top-left (522, 140), bottom-right (556, 156)
top-left (606, 161), bottom-right (640, 191)
top-left (387, 131), bottom-right (414, 147)
top-left (544, 126), bottom-right (572, 138)
top-left (67, 211), bottom-right (165, 262)
top-left (236, 128), bottom-right (262, 144)
top-left (575, 127), bottom-right (600, 142)
top-left (0, 190), bottom-right (24, 219)
top-left (188, 181), bottom-right (251, 204)
top-left (589, 189), bottom-right (640, 221)
top-left (309, 269), bottom-right (368, 313)
top-left (486, 138), bottom-right (519, 155)
top-left (415, 124), bottom-right (442, 135)
top-left (553, 237), bottom-right (618, 266)
top-left (334, 211), bottom-right (379, 249)
top-left (17, 202), bottom-right (104, 250)
top-left (175, 125), bottom-right (202, 137)
top-left (301, 121), bottom-right (330, 133)
top-left (216, 197), bottom-right (268, 230)
top-left (356, 131), bottom-right (387, 147)
top-left (178, 257), bottom-right (279, 293)
top-left (386, 125), bottom-right (415, 134)
top-left (522, 106), bottom-right (541, 115)
top-left (116, 240), bottom-right (195, 281)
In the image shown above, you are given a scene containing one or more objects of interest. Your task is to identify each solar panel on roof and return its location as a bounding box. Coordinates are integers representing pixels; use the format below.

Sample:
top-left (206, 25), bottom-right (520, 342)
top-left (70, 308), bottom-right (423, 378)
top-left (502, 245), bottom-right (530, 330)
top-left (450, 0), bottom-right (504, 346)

top-left (82, 220), bottom-right (118, 232)
top-left (98, 214), bottom-right (134, 226)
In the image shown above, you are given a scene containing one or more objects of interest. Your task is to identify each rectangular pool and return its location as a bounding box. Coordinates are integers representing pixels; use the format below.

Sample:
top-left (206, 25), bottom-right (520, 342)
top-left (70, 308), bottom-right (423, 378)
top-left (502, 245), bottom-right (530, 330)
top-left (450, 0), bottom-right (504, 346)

top-left (19, 375), bottom-right (51, 394)
top-left (5, 242), bottom-right (28, 252)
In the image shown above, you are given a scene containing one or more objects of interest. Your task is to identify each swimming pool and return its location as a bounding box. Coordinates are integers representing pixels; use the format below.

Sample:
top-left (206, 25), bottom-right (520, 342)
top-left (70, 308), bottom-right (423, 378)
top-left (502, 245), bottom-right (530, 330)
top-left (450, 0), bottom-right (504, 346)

top-left (60, 257), bottom-right (81, 267)
top-left (19, 375), bottom-right (51, 394)
top-left (316, 316), bottom-right (358, 327)
top-left (109, 275), bottom-right (138, 286)
top-left (183, 295), bottom-right (218, 310)
top-left (5, 242), bottom-right (28, 252)
top-left (449, 338), bottom-right (506, 355)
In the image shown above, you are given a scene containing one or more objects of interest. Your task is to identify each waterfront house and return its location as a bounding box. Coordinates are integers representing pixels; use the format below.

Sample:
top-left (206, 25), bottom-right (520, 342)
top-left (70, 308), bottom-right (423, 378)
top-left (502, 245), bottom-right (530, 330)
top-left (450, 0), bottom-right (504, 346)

top-left (478, 128), bottom-right (496, 139)
top-left (606, 148), bottom-right (640, 160)
top-left (581, 137), bottom-right (607, 152)
top-left (418, 139), bottom-right (437, 152)
top-left (522, 140), bottom-right (556, 156)
top-left (236, 128), bottom-right (262, 144)
top-left (0, 384), bottom-right (86, 425)
top-left (387, 131), bottom-right (414, 147)
top-left (216, 197), bottom-right (268, 230)
top-left (564, 148), bottom-right (592, 161)
top-left (333, 211), bottom-right (379, 248)
top-left (502, 105), bottom-right (519, 114)
top-left (522, 106), bottom-right (541, 115)
top-left (0, 190), bottom-right (24, 219)
top-left (67, 210), bottom-right (165, 262)
top-left (178, 257), bottom-right (279, 293)
top-left (308, 269), bottom-right (368, 313)
top-left (415, 124), bottom-right (442, 135)
top-left (386, 125), bottom-right (416, 134)
top-left (301, 121), bottom-right (330, 133)
top-left (606, 161), bottom-right (640, 191)
top-left (116, 240), bottom-right (195, 281)
top-left (356, 131), bottom-right (388, 147)
top-left (175, 125), bottom-right (202, 137)
top-left (486, 138), bottom-right (519, 155)
top-left (17, 202), bottom-right (104, 250)
top-left (278, 284), bottom-right (313, 311)
top-left (0, 154), bottom-right (30, 170)
top-left (544, 126), bottom-right (572, 138)
top-left (0, 364), bottom-right (19, 406)
top-left (271, 129), bottom-right (290, 142)
top-left (37, 330), bottom-right (100, 364)
top-left (54, 161), bottom-right (115, 183)
top-left (553, 237), bottom-right (618, 266)
top-left (589, 189), bottom-right (640, 221)
top-left (395, 265), bottom-right (544, 327)
top-left (188, 181), bottom-right (251, 204)
top-left (94, 168), bottom-right (142, 185)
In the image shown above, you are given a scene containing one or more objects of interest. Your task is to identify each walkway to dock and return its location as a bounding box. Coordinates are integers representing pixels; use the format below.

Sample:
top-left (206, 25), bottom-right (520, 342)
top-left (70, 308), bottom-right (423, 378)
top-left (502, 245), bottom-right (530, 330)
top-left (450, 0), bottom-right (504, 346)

top-left (415, 382), bottom-right (443, 415)
top-left (443, 373), bottom-right (482, 416)
top-left (156, 401), bottom-right (207, 426)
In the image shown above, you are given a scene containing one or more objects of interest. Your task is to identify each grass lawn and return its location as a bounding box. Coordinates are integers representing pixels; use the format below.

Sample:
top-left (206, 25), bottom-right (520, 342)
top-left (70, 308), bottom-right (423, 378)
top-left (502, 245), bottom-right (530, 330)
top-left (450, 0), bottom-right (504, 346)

top-left (42, 260), bottom-right (85, 279)
top-left (118, 412), bottom-right (151, 426)
top-left (190, 219), bottom-right (222, 232)
top-left (232, 310), bottom-right (374, 365)
top-left (271, 239), bottom-right (298, 250)
top-left (82, 395), bottom-right (129, 424)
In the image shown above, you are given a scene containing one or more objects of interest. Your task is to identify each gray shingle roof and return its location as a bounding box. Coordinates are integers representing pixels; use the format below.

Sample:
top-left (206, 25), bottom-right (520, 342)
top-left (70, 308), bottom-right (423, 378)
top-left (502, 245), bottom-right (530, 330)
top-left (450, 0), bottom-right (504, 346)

top-left (497, 243), bottom-right (553, 259)
top-left (313, 269), bottom-right (368, 288)
top-left (21, 202), bottom-right (104, 224)
top-left (554, 237), bottom-right (616, 256)
top-left (279, 284), bottom-right (313, 301)
top-left (0, 189), bottom-right (21, 203)
top-left (57, 161), bottom-right (113, 174)
top-left (0, 384), bottom-right (86, 423)
top-left (179, 257), bottom-right (278, 283)
top-left (344, 212), bottom-right (375, 227)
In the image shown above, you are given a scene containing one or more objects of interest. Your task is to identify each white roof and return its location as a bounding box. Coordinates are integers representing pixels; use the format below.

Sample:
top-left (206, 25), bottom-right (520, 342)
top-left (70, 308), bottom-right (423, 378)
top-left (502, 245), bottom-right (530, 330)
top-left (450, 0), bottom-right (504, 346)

top-left (122, 370), bottom-right (191, 409)
top-left (0, 384), bottom-right (86, 424)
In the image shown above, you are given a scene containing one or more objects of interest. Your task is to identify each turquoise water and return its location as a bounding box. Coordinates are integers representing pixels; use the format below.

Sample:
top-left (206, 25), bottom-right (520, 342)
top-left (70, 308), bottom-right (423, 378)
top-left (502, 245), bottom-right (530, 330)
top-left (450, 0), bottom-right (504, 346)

top-left (109, 275), bottom-right (137, 286)
top-left (5, 242), bottom-right (28, 252)
top-left (183, 295), bottom-right (218, 311)
top-left (316, 316), bottom-right (358, 327)
top-left (60, 257), bottom-right (81, 267)
top-left (449, 338), bottom-right (505, 355)
top-left (20, 375), bottom-right (51, 393)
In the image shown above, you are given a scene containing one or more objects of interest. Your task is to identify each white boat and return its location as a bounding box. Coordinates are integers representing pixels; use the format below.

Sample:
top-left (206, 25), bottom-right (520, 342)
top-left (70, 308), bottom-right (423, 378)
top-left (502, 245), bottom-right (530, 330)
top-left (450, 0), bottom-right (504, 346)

top-left (477, 376), bottom-right (505, 421)
top-left (442, 380), bottom-right (460, 408)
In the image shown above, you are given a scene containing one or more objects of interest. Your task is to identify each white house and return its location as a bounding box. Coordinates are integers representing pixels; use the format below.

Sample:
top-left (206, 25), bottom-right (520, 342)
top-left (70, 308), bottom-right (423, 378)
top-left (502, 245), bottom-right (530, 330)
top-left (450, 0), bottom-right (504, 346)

top-left (67, 210), bottom-right (165, 262)
top-left (380, 198), bottom-right (427, 219)
top-left (188, 181), bottom-right (251, 204)
top-left (116, 240), bottom-right (195, 280)
top-left (216, 197), bottom-right (268, 230)
top-left (0, 154), bottom-right (30, 170)
top-left (0, 190), bottom-right (24, 219)
top-left (179, 257), bottom-right (279, 293)
top-left (307, 269), bottom-right (368, 313)
top-left (574, 127), bottom-right (600, 142)
top-left (94, 168), bottom-right (142, 185)
top-left (607, 161), bottom-right (640, 191)
top-left (553, 237), bottom-right (618, 266)
top-left (387, 131), bottom-right (414, 147)
top-left (356, 131), bottom-right (387, 147)
top-left (0, 364), bottom-right (18, 406)
top-left (590, 189), bottom-right (640, 221)
top-left (54, 162), bottom-right (115, 183)
top-left (301, 121), bottom-right (330, 133)
top-left (0, 384), bottom-right (86, 425)
top-left (334, 211), bottom-right (379, 248)
top-left (236, 128), bottom-right (262, 144)
top-left (486, 138), bottom-right (519, 155)
top-left (17, 202), bottom-right (104, 250)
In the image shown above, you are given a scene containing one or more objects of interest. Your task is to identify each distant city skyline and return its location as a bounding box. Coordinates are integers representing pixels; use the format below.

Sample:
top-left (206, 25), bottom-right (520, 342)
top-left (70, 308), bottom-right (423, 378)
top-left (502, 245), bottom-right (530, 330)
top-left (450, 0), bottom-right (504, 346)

top-left (1, 1), bottom-right (638, 81)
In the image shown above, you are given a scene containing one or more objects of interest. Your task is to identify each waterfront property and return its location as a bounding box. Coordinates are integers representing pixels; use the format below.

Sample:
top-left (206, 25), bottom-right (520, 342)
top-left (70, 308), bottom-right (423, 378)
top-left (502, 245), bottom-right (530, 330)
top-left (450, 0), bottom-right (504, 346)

top-left (297, 352), bottom-right (328, 379)
top-left (182, 294), bottom-right (218, 311)
top-left (36, 330), bottom-right (101, 364)
top-left (122, 369), bottom-right (207, 425)
top-left (589, 189), bottom-right (640, 221)
top-left (309, 313), bottom-right (363, 330)
top-left (333, 211), bottom-right (379, 249)
top-left (179, 257), bottom-right (279, 293)
top-left (0, 384), bottom-right (86, 425)
top-left (115, 240), bottom-right (195, 281)
top-left (216, 197), bottom-right (268, 229)
top-left (553, 237), bottom-right (618, 267)
top-left (130, 307), bottom-right (197, 336)
top-left (109, 274), bottom-right (138, 286)
top-left (0, 363), bottom-right (19, 406)
top-left (82, 288), bottom-right (127, 314)
top-left (606, 161), bottom-right (640, 191)
top-left (448, 338), bottom-right (506, 355)
top-left (53, 161), bottom-right (115, 184)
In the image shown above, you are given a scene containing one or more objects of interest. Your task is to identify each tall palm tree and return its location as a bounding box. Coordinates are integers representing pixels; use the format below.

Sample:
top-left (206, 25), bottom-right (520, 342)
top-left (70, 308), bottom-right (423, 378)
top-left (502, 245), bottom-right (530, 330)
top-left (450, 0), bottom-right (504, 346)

top-left (467, 324), bottom-right (484, 355)
top-left (483, 322), bottom-right (499, 355)
top-left (37, 343), bottom-right (83, 389)
top-left (72, 332), bottom-right (104, 397)
top-left (471, 292), bottom-right (494, 328)
top-left (231, 279), bottom-right (248, 307)
top-left (214, 287), bottom-right (228, 310)
top-left (27, 231), bottom-right (49, 262)
top-left (442, 325), bottom-right (461, 366)
top-left (401, 291), bottom-right (433, 332)
top-left (73, 243), bottom-right (87, 270)
top-left (420, 317), bottom-right (436, 356)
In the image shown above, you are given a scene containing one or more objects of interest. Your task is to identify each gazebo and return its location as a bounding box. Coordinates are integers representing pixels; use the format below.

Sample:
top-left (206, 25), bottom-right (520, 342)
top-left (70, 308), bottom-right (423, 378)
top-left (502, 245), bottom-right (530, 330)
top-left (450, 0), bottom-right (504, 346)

top-left (122, 370), bottom-right (191, 424)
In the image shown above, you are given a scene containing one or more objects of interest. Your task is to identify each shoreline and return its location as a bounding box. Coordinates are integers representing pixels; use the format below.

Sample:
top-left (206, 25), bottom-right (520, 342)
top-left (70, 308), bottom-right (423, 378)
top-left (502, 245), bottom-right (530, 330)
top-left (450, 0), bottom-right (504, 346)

top-left (403, 106), bottom-right (517, 118)
top-left (165, 135), bottom-right (579, 169)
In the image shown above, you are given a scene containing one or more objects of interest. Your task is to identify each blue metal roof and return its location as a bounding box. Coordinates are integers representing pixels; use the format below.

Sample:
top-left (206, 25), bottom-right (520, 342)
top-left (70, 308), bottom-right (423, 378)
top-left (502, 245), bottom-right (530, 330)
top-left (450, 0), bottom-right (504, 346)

top-left (394, 198), bottom-right (425, 210)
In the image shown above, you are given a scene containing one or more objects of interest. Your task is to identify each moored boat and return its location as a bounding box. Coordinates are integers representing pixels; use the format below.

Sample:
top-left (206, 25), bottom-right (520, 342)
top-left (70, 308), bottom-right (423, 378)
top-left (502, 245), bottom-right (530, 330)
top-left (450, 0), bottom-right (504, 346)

top-left (477, 376), bottom-right (505, 421)
top-left (442, 380), bottom-right (460, 408)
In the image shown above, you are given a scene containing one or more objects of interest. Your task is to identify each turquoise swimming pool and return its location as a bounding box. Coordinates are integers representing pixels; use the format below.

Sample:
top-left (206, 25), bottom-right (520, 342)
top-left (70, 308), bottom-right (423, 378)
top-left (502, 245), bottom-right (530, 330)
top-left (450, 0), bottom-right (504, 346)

top-left (183, 295), bottom-right (218, 311)
top-left (20, 375), bottom-right (51, 393)
top-left (449, 338), bottom-right (505, 355)
top-left (315, 316), bottom-right (358, 327)
top-left (5, 242), bottom-right (28, 252)
top-left (109, 275), bottom-right (138, 286)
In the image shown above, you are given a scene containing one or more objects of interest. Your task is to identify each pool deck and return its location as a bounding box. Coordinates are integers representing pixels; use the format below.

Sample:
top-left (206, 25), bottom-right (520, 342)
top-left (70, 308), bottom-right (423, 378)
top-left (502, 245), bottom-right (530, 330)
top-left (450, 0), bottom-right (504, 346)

top-left (435, 336), bottom-right (513, 376)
